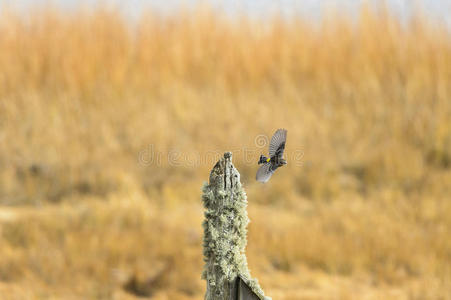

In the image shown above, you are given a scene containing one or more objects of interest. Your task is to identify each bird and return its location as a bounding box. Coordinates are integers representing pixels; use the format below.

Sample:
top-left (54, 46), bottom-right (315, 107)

top-left (256, 129), bottom-right (287, 183)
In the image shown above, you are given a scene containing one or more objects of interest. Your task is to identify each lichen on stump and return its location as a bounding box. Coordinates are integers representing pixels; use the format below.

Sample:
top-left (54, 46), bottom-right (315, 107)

top-left (202, 152), bottom-right (270, 300)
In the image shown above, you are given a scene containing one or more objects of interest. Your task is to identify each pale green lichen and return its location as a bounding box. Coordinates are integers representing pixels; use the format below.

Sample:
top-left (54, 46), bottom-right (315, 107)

top-left (202, 152), bottom-right (270, 300)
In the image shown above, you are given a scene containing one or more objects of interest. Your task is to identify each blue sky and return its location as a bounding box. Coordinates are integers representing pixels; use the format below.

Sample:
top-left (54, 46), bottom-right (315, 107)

top-left (3, 0), bottom-right (451, 23)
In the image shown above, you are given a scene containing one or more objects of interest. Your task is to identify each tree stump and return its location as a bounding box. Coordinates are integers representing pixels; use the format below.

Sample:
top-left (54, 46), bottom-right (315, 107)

top-left (202, 152), bottom-right (270, 300)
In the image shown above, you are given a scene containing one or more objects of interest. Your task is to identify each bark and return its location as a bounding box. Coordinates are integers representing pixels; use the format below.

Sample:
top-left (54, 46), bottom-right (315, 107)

top-left (202, 152), bottom-right (270, 300)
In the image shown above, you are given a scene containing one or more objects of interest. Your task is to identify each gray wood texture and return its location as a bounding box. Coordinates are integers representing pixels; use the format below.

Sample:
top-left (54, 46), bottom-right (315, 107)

top-left (232, 276), bottom-right (263, 300)
top-left (202, 152), bottom-right (270, 300)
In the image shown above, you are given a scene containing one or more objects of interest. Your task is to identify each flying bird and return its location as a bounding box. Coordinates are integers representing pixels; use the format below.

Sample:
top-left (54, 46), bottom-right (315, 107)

top-left (256, 129), bottom-right (287, 183)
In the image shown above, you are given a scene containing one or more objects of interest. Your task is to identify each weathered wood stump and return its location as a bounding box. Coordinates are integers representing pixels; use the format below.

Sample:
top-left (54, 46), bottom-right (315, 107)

top-left (202, 152), bottom-right (270, 300)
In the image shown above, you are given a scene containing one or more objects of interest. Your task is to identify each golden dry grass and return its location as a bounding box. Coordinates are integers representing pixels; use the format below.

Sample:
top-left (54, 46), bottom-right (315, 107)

top-left (0, 3), bottom-right (451, 299)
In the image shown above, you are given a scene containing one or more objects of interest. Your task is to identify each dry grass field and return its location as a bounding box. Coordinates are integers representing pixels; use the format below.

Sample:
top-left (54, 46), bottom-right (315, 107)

top-left (0, 3), bottom-right (451, 299)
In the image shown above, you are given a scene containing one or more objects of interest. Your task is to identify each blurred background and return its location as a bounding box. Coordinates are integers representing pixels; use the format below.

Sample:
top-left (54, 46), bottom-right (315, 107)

top-left (0, 0), bottom-right (450, 299)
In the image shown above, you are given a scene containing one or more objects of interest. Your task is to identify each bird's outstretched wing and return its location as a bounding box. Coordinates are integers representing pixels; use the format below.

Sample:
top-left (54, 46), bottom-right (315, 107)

top-left (269, 129), bottom-right (287, 158)
top-left (256, 162), bottom-right (275, 183)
